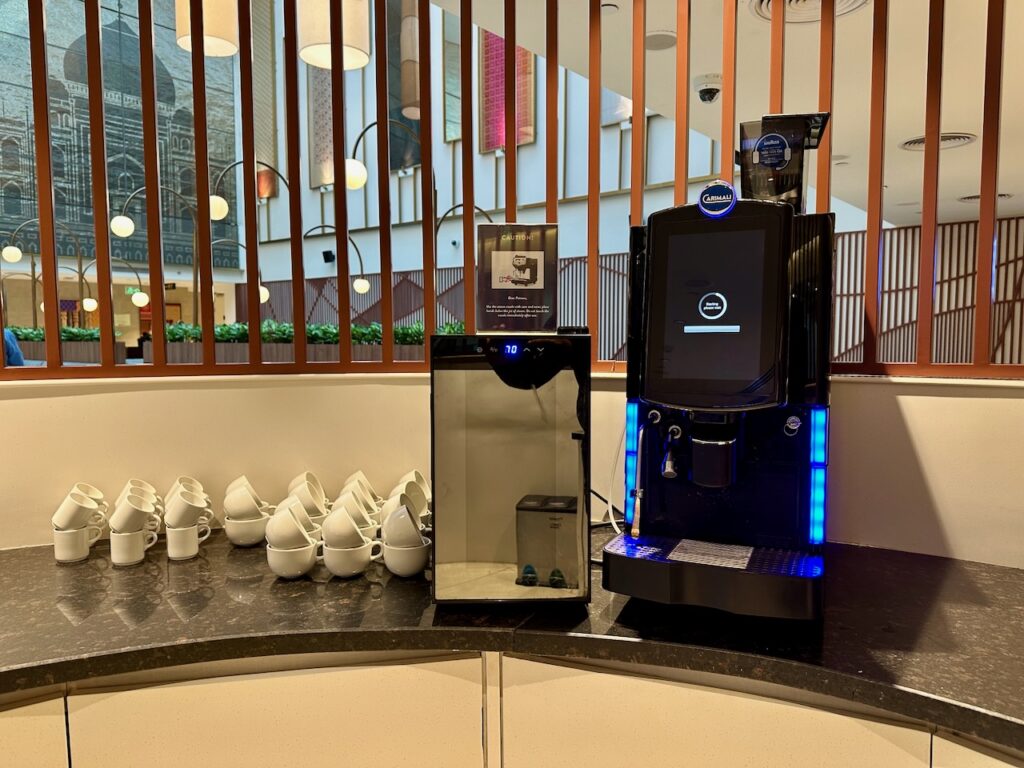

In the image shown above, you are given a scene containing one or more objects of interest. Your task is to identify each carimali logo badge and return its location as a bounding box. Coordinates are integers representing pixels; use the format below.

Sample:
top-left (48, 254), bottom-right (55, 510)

top-left (697, 179), bottom-right (736, 218)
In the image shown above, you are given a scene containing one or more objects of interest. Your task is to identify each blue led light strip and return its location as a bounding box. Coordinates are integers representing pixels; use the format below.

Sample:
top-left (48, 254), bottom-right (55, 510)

top-left (623, 400), bottom-right (639, 526)
top-left (808, 407), bottom-right (829, 545)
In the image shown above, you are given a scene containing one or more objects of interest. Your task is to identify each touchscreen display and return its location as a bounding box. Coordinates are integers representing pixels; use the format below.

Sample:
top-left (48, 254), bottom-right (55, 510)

top-left (658, 229), bottom-right (767, 382)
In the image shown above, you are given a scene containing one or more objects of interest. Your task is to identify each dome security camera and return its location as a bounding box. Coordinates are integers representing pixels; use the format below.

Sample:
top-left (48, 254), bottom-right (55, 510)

top-left (693, 74), bottom-right (723, 104)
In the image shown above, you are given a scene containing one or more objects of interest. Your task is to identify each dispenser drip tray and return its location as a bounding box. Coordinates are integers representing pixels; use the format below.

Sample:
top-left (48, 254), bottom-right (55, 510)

top-left (602, 533), bottom-right (823, 620)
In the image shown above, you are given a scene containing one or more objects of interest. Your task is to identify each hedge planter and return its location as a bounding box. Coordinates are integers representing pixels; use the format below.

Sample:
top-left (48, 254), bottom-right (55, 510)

top-left (141, 342), bottom-right (425, 364)
top-left (19, 341), bottom-right (127, 365)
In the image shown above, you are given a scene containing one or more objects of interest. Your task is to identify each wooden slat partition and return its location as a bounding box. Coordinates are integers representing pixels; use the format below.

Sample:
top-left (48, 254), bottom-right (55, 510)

top-left (188, 0), bottom-right (217, 366)
top-left (137, 0), bottom-right (166, 367)
top-left (917, 0), bottom-right (945, 366)
top-left (974, 0), bottom-right (1006, 365)
top-left (862, 0), bottom-right (889, 367)
top-left (26, 0), bottom-right (61, 367)
top-left (84, 0), bottom-right (116, 368)
top-left (545, 0), bottom-right (558, 224)
top-left (237, 0), bottom-right (263, 365)
top-left (330, 0), bottom-right (352, 365)
top-left (460, 0), bottom-right (475, 333)
top-left (769, 0), bottom-right (785, 113)
top-left (815, 0), bottom-right (834, 213)
top-left (282, 0), bottom-right (307, 364)
top-left (504, 0), bottom-right (517, 221)
top-left (720, 0), bottom-right (737, 182)
top-left (673, 0), bottom-right (690, 206)
top-left (418, 0), bottom-right (437, 352)
top-left (629, 0), bottom-right (646, 227)
top-left (588, 0), bottom-right (601, 363)
top-left (373, 0), bottom-right (395, 364)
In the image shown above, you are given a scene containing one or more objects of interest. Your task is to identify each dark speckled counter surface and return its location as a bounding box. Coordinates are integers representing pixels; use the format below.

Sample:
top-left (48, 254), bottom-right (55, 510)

top-left (1, 531), bottom-right (1022, 753)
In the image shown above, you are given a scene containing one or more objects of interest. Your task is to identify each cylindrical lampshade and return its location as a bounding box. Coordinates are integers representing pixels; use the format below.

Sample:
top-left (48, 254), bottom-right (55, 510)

top-left (399, 0), bottom-right (419, 120)
top-left (1, 245), bottom-right (22, 263)
top-left (175, 0), bottom-right (240, 57)
top-left (298, 0), bottom-right (371, 71)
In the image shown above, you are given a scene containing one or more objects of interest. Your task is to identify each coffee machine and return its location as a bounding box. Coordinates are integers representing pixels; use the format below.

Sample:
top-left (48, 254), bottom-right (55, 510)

top-left (511, 255), bottom-right (540, 287)
top-left (601, 127), bottom-right (833, 620)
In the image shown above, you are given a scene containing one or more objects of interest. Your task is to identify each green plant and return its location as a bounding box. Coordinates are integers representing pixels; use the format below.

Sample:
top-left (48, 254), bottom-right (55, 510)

top-left (305, 323), bottom-right (339, 345)
top-left (165, 322), bottom-right (203, 342)
top-left (60, 327), bottom-right (102, 342)
top-left (437, 321), bottom-right (465, 336)
top-left (351, 322), bottom-right (382, 345)
top-left (6, 326), bottom-right (44, 342)
top-left (214, 322), bottom-right (249, 343)
top-left (260, 319), bottom-right (293, 343)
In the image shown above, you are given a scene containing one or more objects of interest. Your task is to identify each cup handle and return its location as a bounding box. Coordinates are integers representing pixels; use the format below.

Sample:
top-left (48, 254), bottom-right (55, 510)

top-left (370, 541), bottom-right (383, 560)
top-left (86, 525), bottom-right (103, 547)
top-left (143, 531), bottom-right (158, 550)
top-left (315, 540), bottom-right (325, 564)
top-left (88, 510), bottom-right (107, 527)
top-left (197, 524), bottom-right (212, 544)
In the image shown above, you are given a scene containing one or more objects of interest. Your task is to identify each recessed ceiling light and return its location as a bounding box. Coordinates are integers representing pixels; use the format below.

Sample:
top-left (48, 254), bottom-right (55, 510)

top-left (601, 2), bottom-right (619, 13)
top-left (957, 193), bottom-right (1013, 203)
top-left (645, 30), bottom-right (676, 51)
top-left (749, 0), bottom-right (871, 24)
top-left (900, 133), bottom-right (977, 151)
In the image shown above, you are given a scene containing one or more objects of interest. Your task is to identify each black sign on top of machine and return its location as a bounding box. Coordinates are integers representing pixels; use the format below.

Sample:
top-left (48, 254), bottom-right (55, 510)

top-left (476, 223), bottom-right (558, 333)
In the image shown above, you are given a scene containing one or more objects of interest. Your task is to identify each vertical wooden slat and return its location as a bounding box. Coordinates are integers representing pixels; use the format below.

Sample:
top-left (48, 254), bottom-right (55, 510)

top-left (974, 0), bottom-right (1005, 365)
top-left (188, 0), bottom-right (217, 366)
top-left (769, 0), bottom-right (785, 113)
top-left (545, 0), bottom-right (558, 223)
top-left (282, 0), bottom-right (307, 364)
top-left (629, 0), bottom-right (646, 226)
top-left (374, 0), bottom-right (395, 363)
top-left (26, 1), bottom-right (60, 367)
top-left (84, 0), bottom-right (116, 368)
top-left (862, 0), bottom-right (888, 366)
top-left (720, 0), bottom-right (737, 182)
top-left (816, 0), bottom-right (834, 213)
top-left (460, 0), bottom-right (476, 333)
top-left (418, 0), bottom-right (436, 352)
top-left (137, 0), bottom-right (166, 367)
top-left (588, 0), bottom-right (601, 358)
top-left (330, 0), bottom-right (352, 365)
top-left (917, 0), bottom-right (944, 366)
top-left (237, 0), bottom-right (262, 366)
top-left (504, 0), bottom-right (517, 221)
top-left (673, 0), bottom-right (690, 206)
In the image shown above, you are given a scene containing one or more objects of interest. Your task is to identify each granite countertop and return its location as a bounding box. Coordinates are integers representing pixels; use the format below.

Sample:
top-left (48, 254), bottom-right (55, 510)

top-left (1, 532), bottom-right (1022, 754)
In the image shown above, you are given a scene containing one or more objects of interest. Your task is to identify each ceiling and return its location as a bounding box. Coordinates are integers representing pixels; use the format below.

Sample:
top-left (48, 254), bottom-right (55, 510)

top-left (432, 0), bottom-right (1023, 227)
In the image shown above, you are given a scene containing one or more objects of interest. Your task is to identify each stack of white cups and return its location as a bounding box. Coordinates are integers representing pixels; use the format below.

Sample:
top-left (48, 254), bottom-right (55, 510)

top-left (265, 499), bottom-right (323, 579)
top-left (52, 483), bottom-right (108, 564)
top-left (222, 475), bottom-right (272, 547)
top-left (377, 470), bottom-right (431, 577)
top-left (108, 480), bottom-right (163, 566)
top-left (162, 476), bottom-right (213, 561)
top-left (321, 496), bottom-right (381, 578)
top-left (336, 471), bottom-right (382, 528)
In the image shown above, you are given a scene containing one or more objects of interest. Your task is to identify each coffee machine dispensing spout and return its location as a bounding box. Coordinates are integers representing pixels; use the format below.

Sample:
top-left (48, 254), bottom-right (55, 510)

top-left (661, 425), bottom-right (682, 479)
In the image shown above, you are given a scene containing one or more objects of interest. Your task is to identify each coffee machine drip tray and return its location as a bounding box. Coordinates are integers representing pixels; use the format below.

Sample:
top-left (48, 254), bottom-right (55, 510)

top-left (602, 533), bottom-right (823, 620)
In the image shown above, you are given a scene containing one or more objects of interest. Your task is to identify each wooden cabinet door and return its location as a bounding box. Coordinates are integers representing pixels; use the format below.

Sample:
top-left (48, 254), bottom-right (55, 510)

top-left (0, 697), bottom-right (68, 768)
top-left (933, 736), bottom-right (1024, 768)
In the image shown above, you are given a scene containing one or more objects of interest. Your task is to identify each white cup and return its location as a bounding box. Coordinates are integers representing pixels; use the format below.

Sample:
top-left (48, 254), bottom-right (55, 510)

top-left (166, 476), bottom-right (204, 501)
top-left (321, 507), bottom-right (366, 549)
top-left (331, 491), bottom-right (374, 528)
top-left (166, 523), bottom-right (212, 561)
top-left (52, 492), bottom-right (102, 532)
top-left (164, 489), bottom-right (210, 529)
top-left (343, 471), bottom-right (380, 503)
top-left (378, 537), bottom-right (431, 578)
top-left (225, 474), bottom-right (265, 505)
top-left (72, 483), bottom-right (109, 513)
top-left (396, 469), bottom-right (431, 503)
top-left (340, 481), bottom-right (378, 513)
top-left (358, 523), bottom-right (380, 540)
top-left (265, 506), bottom-right (314, 550)
top-left (224, 512), bottom-right (271, 547)
top-left (123, 487), bottom-right (163, 515)
top-left (116, 479), bottom-right (160, 509)
top-left (389, 481), bottom-right (428, 517)
top-left (110, 529), bottom-right (159, 567)
top-left (223, 486), bottom-right (264, 521)
top-left (382, 505), bottom-right (424, 548)
top-left (379, 493), bottom-right (413, 527)
top-left (109, 494), bottom-right (160, 534)
top-left (290, 480), bottom-right (328, 517)
top-left (288, 472), bottom-right (327, 506)
top-left (53, 524), bottom-right (103, 563)
top-left (267, 541), bottom-right (323, 579)
top-left (323, 540), bottom-right (382, 578)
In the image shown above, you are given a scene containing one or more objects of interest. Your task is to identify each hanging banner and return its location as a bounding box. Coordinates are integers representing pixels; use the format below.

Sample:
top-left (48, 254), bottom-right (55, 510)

top-left (476, 223), bottom-right (558, 332)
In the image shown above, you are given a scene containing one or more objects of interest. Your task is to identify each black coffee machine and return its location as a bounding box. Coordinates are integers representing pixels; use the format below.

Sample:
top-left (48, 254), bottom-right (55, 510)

top-left (602, 117), bottom-right (833, 620)
top-left (511, 255), bottom-right (540, 287)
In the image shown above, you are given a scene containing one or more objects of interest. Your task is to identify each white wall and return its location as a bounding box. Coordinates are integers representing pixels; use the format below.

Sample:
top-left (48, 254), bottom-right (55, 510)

top-left (0, 374), bottom-right (1021, 570)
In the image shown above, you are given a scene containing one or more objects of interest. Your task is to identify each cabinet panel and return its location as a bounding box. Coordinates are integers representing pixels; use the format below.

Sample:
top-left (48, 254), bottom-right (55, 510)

top-left (503, 657), bottom-right (930, 768)
top-left (933, 736), bottom-right (1024, 768)
top-left (69, 657), bottom-right (483, 768)
top-left (0, 697), bottom-right (68, 767)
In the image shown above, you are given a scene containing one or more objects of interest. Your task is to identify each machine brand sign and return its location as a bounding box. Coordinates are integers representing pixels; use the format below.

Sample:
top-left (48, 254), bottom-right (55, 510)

top-left (697, 180), bottom-right (737, 218)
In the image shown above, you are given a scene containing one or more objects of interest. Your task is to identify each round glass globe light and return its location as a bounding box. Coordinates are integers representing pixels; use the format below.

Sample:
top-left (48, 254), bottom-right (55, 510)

top-left (131, 291), bottom-right (151, 308)
top-left (209, 194), bottom-right (230, 221)
top-left (1, 245), bottom-right (22, 263)
top-left (345, 158), bottom-right (368, 190)
top-left (82, 297), bottom-right (99, 313)
top-left (353, 277), bottom-right (370, 295)
top-left (110, 215), bottom-right (135, 238)
top-left (258, 285), bottom-right (271, 304)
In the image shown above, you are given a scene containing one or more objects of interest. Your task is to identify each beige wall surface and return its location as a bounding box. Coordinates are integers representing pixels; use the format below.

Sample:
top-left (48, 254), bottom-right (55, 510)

top-left (0, 373), bottom-right (1021, 569)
